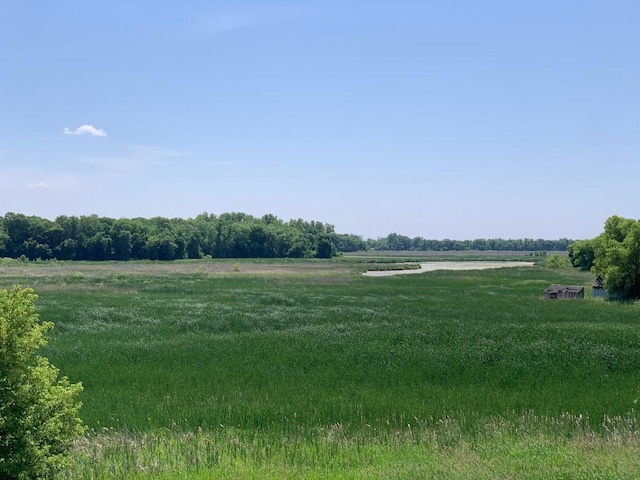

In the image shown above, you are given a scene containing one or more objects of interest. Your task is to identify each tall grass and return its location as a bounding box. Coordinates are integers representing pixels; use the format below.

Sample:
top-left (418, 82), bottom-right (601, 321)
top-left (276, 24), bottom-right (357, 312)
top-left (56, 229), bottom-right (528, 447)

top-left (67, 415), bottom-right (640, 479)
top-left (2, 261), bottom-right (639, 477)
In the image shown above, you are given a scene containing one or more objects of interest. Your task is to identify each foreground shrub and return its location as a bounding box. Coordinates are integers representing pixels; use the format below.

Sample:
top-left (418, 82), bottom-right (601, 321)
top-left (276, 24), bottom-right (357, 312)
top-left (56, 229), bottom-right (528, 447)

top-left (0, 286), bottom-right (84, 479)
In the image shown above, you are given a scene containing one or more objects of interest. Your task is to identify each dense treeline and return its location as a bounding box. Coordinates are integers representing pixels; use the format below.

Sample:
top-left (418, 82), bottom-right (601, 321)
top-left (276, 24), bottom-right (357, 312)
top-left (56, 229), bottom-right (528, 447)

top-left (0, 212), bottom-right (341, 261)
top-left (365, 233), bottom-right (573, 252)
top-left (0, 212), bottom-right (573, 261)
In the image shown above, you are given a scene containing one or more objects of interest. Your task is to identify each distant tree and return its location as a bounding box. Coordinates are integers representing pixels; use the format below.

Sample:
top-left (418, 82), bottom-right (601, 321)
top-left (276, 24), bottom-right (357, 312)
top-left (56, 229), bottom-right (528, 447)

top-left (0, 286), bottom-right (84, 478)
top-left (386, 233), bottom-right (412, 251)
top-left (470, 238), bottom-right (488, 250)
top-left (55, 239), bottom-right (77, 261)
top-left (185, 235), bottom-right (203, 259)
top-left (157, 237), bottom-right (178, 260)
top-left (364, 235), bottom-right (574, 252)
top-left (112, 230), bottom-right (132, 261)
top-left (22, 240), bottom-right (52, 261)
top-left (334, 234), bottom-right (366, 253)
top-left (0, 228), bottom-right (9, 258)
top-left (173, 235), bottom-right (187, 260)
top-left (287, 236), bottom-right (309, 258)
top-left (3, 213), bottom-right (33, 258)
top-left (261, 213), bottom-right (280, 226)
top-left (315, 235), bottom-right (335, 259)
top-left (54, 215), bottom-right (79, 240)
top-left (86, 233), bottom-right (112, 261)
top-left (145, 235), bottom-right (178, 260)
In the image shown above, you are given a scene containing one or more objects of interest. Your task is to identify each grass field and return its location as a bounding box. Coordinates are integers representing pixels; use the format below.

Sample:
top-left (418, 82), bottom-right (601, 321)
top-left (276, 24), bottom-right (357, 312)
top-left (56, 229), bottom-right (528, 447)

top-left (2, 256), bottom-right (640, 478)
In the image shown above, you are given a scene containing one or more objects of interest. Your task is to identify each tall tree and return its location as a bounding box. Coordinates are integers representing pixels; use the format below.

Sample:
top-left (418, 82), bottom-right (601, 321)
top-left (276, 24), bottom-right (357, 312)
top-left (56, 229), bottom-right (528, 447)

top-left (593, 216), bottom-right (640, 299)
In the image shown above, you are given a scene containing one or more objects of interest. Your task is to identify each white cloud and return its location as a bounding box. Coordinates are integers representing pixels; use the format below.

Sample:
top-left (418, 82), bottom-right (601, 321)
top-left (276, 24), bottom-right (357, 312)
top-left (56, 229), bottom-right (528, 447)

top-left (28, 181), bottom-right (49, 189)
top-left (63, 125), bottom-right (108, 137)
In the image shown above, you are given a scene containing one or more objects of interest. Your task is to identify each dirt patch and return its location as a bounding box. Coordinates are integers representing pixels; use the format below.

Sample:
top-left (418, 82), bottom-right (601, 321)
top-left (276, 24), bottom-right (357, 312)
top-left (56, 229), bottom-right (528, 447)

top-left (363, 261), bottom-right (535, 277)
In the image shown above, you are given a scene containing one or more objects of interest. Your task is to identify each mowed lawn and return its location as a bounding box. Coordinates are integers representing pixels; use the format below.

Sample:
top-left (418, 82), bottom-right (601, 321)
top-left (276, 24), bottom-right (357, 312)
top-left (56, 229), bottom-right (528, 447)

top-left (2, 259), bottom-right (640, 478)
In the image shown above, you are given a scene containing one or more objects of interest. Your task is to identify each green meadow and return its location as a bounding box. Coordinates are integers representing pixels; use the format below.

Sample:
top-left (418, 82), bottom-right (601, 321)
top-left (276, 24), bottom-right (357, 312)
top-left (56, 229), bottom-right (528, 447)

top-left (2, 257), bottom-right (640, 478)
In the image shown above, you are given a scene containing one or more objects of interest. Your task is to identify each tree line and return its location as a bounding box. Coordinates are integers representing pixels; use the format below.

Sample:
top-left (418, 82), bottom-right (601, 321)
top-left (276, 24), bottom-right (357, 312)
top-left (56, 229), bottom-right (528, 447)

top-left (0, 212), bottom-right (341, 261)
top-left (0, 212), bottom-right (574, 262)
top-left (365, 233), bottom-right (573, 252)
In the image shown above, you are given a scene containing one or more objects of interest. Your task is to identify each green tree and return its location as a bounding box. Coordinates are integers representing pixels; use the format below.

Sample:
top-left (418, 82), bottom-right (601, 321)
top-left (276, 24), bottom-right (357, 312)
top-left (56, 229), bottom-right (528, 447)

top-left (86, 232), bottom-right (112, 261)
top-left (335, 234), bottom-right (366, 253)
top-left (112, 230), bottom-right (132, 261)
top-left (0, 229), bottom-right (9, 258)
top-left (593, 216), bottom-right (640, 298)
top-left (287, 236), bottom-right (309, 258)
top-left (315, 234), bottom-right (335, 259)
top-left (567, 239), bottom-right (597, 271)
top-left (185, 235), bottom-right (203, 259)
top-left (0, 286), bottom-right (84, 479)
top-left (3, 213), bottom-right (33, 258)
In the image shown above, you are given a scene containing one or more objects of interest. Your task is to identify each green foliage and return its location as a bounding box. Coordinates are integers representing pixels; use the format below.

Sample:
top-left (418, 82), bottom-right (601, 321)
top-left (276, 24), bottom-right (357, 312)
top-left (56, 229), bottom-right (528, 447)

top-left (0, 286), bottom-right (84, 479)
top-left (366, 234), bottom-right (573, 252)
top-left (0, 224), bottom-right (8, 258)
top-left (1, 212), bottom-right (579, 261)
top-left (334, 233), bottom-right (366, 252)
top-left (0, 212), bottom-right (340, 261)
top-left (315, 234), bottom-right (335, 258)
top-left (567, 238), bottom-right (597, 271)
top-left (593, 215), bottom-right (640, 299)
top-left (545, 253), bottom-right (568, 269)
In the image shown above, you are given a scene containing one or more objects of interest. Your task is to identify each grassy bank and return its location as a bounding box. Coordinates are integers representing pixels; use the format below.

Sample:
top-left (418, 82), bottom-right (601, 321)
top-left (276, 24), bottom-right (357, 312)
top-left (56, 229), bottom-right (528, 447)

top-left (1, 259), bottom-right (639, 477)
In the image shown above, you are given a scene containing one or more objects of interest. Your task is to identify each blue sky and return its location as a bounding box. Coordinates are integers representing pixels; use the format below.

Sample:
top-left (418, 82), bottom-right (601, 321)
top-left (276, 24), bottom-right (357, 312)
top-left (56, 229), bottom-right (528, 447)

top-left (1, 1), bottom-right (638, 240)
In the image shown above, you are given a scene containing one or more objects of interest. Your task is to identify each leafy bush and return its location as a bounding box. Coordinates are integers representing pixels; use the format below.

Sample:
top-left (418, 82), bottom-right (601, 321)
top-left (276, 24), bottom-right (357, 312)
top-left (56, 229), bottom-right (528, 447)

top-left (546, 253), bottom-right (568, 269)
top-left (0, 286), bottom-right (84, 479)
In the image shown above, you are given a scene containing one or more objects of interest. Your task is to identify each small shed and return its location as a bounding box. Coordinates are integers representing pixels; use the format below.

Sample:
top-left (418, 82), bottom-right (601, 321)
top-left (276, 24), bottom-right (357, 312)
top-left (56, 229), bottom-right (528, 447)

top-left (592, 275), bottom-right (607, 298)
top-left (544, 284), bottom-right (585, 300)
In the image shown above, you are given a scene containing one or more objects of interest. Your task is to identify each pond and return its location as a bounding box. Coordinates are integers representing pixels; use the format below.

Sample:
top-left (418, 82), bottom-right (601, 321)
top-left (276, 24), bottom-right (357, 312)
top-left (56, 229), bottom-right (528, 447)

top-left (362, 261), bottom-right (535, 277)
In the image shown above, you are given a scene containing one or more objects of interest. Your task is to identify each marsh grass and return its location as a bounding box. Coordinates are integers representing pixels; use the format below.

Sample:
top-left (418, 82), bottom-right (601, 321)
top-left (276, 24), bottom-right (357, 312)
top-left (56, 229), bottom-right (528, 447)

top-left (67, 413), bottom-right (640, 479)
top-left (357, 262), bottom-right (422, 272)
top-left (2, 260), bottom-right (639, 477)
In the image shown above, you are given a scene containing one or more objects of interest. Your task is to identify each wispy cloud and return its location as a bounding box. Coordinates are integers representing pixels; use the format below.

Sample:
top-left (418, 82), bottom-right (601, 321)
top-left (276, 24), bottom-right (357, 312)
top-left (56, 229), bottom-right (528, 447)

top-left (0, 168), bottom-right (86, 192)
top-left (195, 6), bottom-right (318, 35)
top-left (0, 146), bottom-right (193, 196)
top-left (80, 146), bottom-right (190, 176)
top-left (63, 125), bottom-right (108, 137)
top-left (209, 160), bottom-right (238, 166)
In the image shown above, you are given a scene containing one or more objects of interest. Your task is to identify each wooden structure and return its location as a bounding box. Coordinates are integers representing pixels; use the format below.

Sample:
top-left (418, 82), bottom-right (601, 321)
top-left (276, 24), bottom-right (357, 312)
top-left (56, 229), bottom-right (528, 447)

top-left (544, 284), bottom-right (585, 300)
top-left (592, 275), bottom-right (607, 298)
